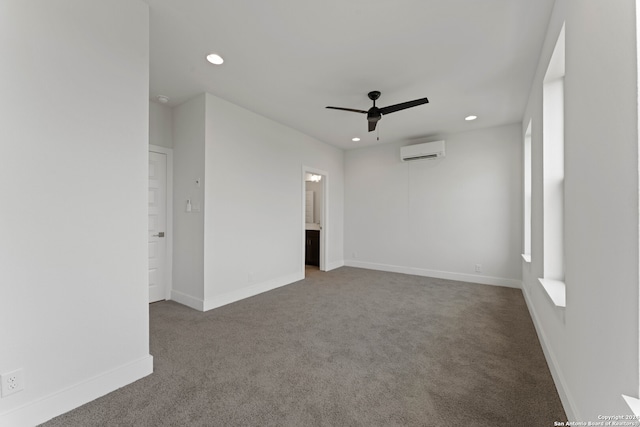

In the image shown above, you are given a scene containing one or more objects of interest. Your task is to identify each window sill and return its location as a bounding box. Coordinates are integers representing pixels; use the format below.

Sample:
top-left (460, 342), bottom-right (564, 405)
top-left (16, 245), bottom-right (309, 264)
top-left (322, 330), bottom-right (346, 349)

top-left (623, 395), bottom-right (640, 417)
top-left (538, 278), bottom-right (566, 308)
top-left (521, 254), bottom-right (531, 263)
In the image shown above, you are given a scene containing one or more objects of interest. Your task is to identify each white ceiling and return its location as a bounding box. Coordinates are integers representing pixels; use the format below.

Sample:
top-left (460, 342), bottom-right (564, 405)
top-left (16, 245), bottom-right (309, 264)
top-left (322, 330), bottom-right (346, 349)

top-left (145, 0), bottom-right (555, 150)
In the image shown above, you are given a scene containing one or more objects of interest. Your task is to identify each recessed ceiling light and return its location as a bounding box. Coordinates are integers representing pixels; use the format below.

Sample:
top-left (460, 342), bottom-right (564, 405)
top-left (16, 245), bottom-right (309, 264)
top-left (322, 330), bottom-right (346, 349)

top-left (157, 95), bottom-right (169, 104)
top-left (465, 115), bottom-right (477, 121)
top-left (352, 137), bottom-right (361, 142)
top-left (206, 53), bottom-right (224, 65)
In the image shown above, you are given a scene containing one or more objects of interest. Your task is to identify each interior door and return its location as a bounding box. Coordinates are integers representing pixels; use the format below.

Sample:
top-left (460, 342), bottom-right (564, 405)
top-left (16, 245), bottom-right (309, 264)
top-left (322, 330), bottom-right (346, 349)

top-left (148, 151), bottom-right (167, 303)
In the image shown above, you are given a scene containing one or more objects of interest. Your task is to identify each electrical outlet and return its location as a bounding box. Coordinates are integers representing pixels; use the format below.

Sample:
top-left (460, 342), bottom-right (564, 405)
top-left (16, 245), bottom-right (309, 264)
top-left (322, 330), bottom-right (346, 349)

top-left (1, 369), bottom-right (24, 397)
top-left (475, 264), bottom-right (482, 273)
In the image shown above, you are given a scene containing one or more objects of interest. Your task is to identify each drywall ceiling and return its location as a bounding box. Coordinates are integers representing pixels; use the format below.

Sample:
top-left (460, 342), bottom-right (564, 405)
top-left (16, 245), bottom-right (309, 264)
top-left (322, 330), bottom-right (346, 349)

top-left (145, 0), bottom-right (555, 149)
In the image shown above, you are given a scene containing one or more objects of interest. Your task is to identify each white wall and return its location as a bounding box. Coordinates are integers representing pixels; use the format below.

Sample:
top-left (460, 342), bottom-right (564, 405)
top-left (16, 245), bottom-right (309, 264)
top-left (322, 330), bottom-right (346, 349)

top-left (203, 93), bottom-right (344, 309)
top-left (521, 0), bottom-right (639, 420)
top-left (172, 95), bottom-right (206, 307)
top-left (344, 124), bottom-right (523, 287)
top-left (169, 92), bottom-right (344, 311)
top-left (0, 1), bottom-right (152, 425)
top-left (149, 100), bottom-right (173, 148)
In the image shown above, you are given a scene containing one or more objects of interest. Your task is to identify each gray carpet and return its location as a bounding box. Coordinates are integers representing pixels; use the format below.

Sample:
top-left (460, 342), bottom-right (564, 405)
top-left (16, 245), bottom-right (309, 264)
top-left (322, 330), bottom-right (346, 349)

top-left (42, 267), bottom-right (565, 426)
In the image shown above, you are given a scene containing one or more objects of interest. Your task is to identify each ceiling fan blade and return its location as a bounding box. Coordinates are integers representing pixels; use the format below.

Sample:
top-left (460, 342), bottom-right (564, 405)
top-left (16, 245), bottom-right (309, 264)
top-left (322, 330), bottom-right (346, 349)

top-left (379, 97), bottom-right (429, 115)
top-left (326, 106), bottom-right (368, 114)
top-left (368, 120), bottom-right (377, 132)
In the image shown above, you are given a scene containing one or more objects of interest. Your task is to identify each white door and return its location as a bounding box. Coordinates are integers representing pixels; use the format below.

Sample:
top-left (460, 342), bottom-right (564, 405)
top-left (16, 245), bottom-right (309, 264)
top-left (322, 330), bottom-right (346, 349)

top-left (148, 151), bottom-right (167, 303)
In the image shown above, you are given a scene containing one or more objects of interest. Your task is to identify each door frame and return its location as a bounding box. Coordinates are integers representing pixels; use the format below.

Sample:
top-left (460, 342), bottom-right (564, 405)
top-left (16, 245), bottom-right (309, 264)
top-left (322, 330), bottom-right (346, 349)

top-left (150, 144), bottom-right (173, 300)
top-left (302, 166), bottom-right (329, 273)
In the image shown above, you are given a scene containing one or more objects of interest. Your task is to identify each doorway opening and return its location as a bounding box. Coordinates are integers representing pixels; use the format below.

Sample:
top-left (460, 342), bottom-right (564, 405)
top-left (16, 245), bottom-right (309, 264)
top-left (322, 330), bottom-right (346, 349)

top-left (302, 167), bottom-right (328, 275)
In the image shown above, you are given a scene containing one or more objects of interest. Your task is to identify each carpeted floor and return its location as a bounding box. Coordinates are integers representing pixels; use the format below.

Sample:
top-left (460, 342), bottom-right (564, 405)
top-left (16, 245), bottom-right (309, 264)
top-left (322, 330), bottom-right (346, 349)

top-left (42, 267), bottom-right (565, 426)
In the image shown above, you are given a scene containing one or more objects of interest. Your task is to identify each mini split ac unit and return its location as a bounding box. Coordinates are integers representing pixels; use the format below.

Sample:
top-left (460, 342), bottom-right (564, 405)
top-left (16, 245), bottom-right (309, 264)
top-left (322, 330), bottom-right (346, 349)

top-left (400, 140), bottom-right (445, 162)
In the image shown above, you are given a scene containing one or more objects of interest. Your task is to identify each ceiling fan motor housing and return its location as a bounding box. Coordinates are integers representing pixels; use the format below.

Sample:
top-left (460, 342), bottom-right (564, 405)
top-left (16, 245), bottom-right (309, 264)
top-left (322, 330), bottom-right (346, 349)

top-left (368, 91), bottom-right (382, 121)
top-left (367, 107), bottom-right (382, 122)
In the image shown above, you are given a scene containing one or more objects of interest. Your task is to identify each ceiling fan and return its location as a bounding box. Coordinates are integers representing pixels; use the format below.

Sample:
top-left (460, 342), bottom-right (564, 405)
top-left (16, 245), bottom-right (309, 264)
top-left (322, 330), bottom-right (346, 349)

top-left (326, 91), bottom-right (429, 132)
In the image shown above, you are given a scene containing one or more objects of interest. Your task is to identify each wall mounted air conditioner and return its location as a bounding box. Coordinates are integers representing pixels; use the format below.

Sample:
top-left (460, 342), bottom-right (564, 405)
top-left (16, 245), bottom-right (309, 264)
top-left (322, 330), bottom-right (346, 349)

top-left (400, 140), bottom-right (446, 162)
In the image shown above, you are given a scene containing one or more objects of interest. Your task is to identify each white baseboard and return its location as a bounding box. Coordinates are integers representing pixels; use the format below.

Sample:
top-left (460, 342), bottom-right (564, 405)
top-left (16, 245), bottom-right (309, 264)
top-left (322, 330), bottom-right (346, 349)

top-left (0, 355), bottom-right (153, 427)
top-left (170, 289), bottom-right (205, 311)
top-left (202, 271), bottom-right (304, 312)
top-left (172, 263), bottom-right (346, 313)
top-left (344, 259), bottom-right (522, 289)
top-left (325, 260), bottom-right (344, 271)
top-left (521, 284), bottom-right (578, 421)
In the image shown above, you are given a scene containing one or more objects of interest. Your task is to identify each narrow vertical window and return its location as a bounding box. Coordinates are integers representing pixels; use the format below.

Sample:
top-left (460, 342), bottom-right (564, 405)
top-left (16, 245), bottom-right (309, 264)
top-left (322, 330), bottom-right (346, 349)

top-left (625, 0), bottom-right (640, 415)
top-left (539, 24), bottom-right (566, 307)
top-left (523, 120), bottom-right (532, 262)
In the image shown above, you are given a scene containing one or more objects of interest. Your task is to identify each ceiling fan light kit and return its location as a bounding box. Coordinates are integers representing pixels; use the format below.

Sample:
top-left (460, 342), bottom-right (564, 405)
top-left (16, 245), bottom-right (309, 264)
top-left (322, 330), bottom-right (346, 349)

top-left (326, 90), bottom-right (429, 132)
